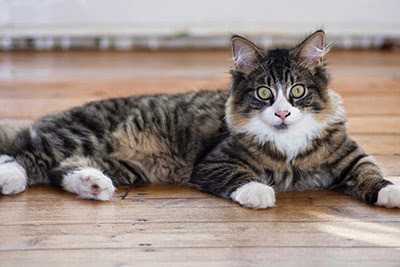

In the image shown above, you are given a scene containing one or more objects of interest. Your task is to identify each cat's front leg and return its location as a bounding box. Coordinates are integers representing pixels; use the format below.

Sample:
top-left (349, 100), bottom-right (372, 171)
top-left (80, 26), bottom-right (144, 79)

top-left (190, 139), bottom-right (275, 209)
top-left (191, 166), bottom-right (276, 209)
top-left (332, 155), bottom-right (399, 208)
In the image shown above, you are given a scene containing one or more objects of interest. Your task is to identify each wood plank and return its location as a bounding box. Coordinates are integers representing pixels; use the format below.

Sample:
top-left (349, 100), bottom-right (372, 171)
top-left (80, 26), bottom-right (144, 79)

top-left (327, 50), bottom-right (400, 63)
top-left (374, 156), bottom-right (400, 176)
top-left (347, 117), bottom-right (400, 134)
top-left (350, 135), bottom-right (400, 154)
top-left (1, 184), bottom-right (399, 226)
top-left (331, 76), bottom-right (400, 97)
top-left (0, 78), bottom-right (228, 98)
top-left (1, 247), bottom-right (399, 267)
top-left (1, 221), bottom-right (400, 251)
top-left (344, 97), bottom-right (400, 116)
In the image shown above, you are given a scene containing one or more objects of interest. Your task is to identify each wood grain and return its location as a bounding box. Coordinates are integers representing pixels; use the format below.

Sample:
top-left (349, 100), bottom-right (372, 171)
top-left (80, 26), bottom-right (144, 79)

top-left (1, 247), bottom-right (400, 267)
top-left (0, 50), bottom-right (399, 266)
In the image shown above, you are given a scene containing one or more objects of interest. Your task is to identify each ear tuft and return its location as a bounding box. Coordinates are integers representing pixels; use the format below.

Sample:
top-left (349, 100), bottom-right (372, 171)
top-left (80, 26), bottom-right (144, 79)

top-left (297, 30), bottom-right (330, 66)
top-left (231, 36), bottom-right (261, 75)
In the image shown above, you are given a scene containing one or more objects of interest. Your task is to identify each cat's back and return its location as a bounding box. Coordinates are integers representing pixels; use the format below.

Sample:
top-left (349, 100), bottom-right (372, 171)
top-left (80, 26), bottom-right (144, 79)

top-left (114, 89), bottom-right (230, 147)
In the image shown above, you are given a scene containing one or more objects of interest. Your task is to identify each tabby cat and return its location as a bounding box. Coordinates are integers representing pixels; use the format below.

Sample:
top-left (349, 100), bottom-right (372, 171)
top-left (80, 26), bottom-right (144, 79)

top-left (0, 30), bottom-right (399, 208)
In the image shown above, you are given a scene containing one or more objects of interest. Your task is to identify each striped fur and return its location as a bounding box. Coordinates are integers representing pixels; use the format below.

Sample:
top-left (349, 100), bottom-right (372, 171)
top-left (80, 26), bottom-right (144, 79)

top-left (0, 30), bottom-right (397, 208)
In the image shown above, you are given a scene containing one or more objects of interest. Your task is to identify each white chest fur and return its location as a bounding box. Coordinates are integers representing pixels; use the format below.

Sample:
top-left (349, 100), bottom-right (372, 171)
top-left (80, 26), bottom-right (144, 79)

top-left (239, 113), bottom-right (326, 161)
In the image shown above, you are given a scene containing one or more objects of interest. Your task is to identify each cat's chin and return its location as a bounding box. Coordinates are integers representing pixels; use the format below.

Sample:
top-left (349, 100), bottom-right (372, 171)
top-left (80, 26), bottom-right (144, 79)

top-left (274, 123), bottom-right (288, 131)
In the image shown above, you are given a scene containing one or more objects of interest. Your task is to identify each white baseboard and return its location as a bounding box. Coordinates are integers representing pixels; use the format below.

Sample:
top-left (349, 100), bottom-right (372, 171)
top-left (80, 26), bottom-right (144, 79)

top-left (0, 33), bottom-right (397, 51)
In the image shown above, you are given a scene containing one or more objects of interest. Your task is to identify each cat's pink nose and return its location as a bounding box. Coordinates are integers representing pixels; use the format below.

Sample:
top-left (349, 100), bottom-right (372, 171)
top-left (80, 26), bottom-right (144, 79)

top-left (275, 110), bottom-right (291, 121)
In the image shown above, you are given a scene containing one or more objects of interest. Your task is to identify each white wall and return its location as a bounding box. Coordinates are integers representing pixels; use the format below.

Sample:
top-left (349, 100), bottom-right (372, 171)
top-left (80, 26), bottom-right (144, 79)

top-left (0, 0), bottom-right (399, 49)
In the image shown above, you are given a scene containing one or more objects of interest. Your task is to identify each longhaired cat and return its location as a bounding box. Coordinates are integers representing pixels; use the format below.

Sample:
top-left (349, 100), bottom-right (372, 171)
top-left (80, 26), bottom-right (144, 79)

top-left (0, 30), bottom-right (399, 208)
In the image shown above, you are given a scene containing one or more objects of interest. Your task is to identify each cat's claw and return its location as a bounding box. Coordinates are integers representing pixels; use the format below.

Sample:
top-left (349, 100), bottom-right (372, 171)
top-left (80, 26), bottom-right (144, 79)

top-left (230, 181), bottom-right (276, 209)
top-left (62, 168), bottom-right (115, 201)
top-left (0, 155), bottom-right (27, 195)
top-left (376, 184), bottom-right (400, 208)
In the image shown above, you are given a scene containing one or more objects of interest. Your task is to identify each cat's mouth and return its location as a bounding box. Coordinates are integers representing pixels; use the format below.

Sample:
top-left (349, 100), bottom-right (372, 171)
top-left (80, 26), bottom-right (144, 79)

top-left (274, 123), bottom-right (288, 130)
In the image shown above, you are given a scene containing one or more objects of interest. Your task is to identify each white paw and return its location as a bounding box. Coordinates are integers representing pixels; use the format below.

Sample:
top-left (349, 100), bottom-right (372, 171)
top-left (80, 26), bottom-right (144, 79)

top-left (62, 168), bottom-right (115, 201)
top-left (0, 155), bottom-right (27, 195)
top-left (230, 181), bottom-right (276, 209)
top-left (376, 184), bottom-right (400, 208)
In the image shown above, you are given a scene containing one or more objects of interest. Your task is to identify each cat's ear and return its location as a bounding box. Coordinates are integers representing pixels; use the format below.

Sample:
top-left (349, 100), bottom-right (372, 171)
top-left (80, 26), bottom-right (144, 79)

top-left (231, 35), bottom-right (262, 75)
top-left (295, 30), bottom-right (330, 67)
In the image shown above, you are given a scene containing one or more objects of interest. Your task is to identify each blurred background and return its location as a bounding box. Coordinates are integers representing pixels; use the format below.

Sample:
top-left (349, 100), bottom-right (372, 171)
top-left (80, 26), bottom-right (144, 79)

top-left (1, 0), bottom-right (400, 51)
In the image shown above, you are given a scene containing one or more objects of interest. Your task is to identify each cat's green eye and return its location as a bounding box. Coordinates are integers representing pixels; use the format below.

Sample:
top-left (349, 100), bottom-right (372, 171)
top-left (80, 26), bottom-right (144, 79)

top-left (256, 87), bottom-right (273, 100)
top-left (290, 84), bottom-right (306, 99)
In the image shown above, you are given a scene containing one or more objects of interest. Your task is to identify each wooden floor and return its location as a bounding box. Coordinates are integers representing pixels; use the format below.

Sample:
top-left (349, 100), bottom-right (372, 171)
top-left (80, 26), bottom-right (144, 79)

top-left (0, 50), bottom-right (399, 266)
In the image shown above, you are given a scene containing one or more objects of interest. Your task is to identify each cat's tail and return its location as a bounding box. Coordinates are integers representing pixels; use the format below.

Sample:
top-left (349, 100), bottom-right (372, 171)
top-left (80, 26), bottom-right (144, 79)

top-left (0, 120), bottom-right (29, 155)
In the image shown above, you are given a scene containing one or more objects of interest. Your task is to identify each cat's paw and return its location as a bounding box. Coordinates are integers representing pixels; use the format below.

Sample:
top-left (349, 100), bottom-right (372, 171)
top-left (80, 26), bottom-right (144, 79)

top-left (376, 184), bottom-right (400, 208)
top-left (0, 155), bottom-right (27, 195)
top-left (230, 181), bottom-right (276, 209)
top-left (62, 168), bottom-right (115, 201)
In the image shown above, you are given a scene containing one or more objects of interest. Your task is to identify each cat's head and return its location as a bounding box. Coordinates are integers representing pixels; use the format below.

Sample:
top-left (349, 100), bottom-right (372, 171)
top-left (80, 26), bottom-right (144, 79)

top-left (226, 30), bottom-right (345, 158)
